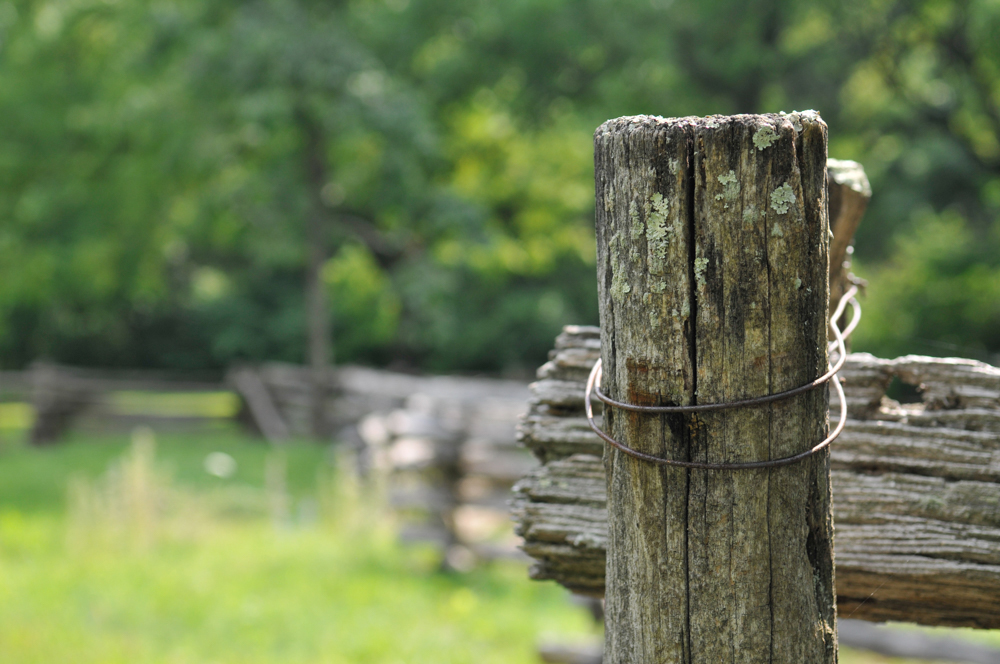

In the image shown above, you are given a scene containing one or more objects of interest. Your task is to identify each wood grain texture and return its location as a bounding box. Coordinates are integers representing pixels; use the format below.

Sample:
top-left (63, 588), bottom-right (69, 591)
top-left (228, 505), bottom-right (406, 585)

top-left (511, 328), bottom-right (1000, 628)
top-left (593, 114), bottom-right (833, 663)
top-left (596, 115), bottom-right (695, 664)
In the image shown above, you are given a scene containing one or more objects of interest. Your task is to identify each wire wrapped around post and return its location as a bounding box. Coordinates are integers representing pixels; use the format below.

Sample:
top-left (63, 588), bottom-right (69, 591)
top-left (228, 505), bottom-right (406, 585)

top-left (585, 286), bottom-right (860, 470)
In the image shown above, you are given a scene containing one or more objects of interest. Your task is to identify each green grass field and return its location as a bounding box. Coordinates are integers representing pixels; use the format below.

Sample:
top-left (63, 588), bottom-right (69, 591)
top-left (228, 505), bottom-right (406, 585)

top-left (0, 428), bottom-right (996, 663)
top-left (0, 430), bottom-right (599, 663)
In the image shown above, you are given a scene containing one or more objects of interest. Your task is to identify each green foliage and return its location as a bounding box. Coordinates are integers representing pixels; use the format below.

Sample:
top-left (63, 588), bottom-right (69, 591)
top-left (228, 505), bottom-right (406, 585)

top-left (0, 0), bottom-right (998, 371)
top-left (324, 244), bottom-right (401, 363)
top-left (853, 211), bottom-right (1000, 362)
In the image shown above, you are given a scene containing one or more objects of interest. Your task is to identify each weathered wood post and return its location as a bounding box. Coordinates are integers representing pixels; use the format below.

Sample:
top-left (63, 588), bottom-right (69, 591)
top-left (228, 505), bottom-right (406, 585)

top-left (827, 159), bottom-right (871, 347)
top-left (595, 114), bottom-right (835, 662)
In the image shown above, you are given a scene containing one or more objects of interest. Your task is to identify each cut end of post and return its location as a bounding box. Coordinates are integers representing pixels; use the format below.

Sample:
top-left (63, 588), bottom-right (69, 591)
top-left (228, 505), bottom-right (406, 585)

top-left (828, 158), bottom-right (872, 198)
top-left (595, 111), bottom-right (827, 140)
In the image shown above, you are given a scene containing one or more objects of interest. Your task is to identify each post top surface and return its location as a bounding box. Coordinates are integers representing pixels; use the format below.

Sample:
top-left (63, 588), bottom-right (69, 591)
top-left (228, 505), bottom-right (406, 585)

top-left (594, 111), bottom-right (824, 138)
top-left (828, 158), bottom-right (873, 197)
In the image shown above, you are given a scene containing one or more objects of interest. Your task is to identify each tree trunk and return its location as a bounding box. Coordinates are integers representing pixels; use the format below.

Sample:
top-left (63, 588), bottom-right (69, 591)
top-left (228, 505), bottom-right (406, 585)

top-left (305, 215), bottom-right (331, 439)
top-left (595, 113), bottom-right (835, 663)
top-left (298, 106), bottom-right (333, 440)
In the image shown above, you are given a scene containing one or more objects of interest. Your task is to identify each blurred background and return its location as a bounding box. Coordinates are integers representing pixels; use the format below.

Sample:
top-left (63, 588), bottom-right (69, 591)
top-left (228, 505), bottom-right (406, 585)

top-left (1, 0), bottom-right (999, 376)
top-left (2, 0), bottom-right (1000, 662)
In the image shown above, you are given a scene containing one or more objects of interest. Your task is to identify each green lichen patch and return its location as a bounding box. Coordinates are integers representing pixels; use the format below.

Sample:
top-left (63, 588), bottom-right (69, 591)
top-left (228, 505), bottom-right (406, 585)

top-left (753, 126), bottom-right (777, 151)
top-left (611, 269), bottom-right (631, 302)
top-left (921, 495), bottom-right (945, 511)
top-left (629, 199), bottom-right (643, 236)
top-left (770, 182), bottom-right (795, 214)
top-left (717, 170), bottom-right (738, 187)
top-left (646, 192), bottom-right (672, 275)
top-left (742, 205), bottom-right (760, 229)
top-left (694, 257), bottom-right (709, 289)
top-left (715, 170), bottom-right (740, 204)
top-left (779, 111), bottom-right (804, 132)
top-left (610, 234), bottom-right (631, 303)
top-left (779, 109), bottom-right (822, 134)
top-left (650, 192), bottom-right (669, 219)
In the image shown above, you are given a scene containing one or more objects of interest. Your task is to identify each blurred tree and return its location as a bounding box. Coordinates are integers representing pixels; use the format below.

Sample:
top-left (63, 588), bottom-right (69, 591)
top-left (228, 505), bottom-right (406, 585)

top-left (1, 0), bottom-right (998, 376)
top-left (0, 0), bottom-right (201, 367)
top-left (827, 0), bottom-right (1000, 362)
top-left (355, 0), bottom-right (1000, 365)
top-left (182, 0), bottom-right (440, 433)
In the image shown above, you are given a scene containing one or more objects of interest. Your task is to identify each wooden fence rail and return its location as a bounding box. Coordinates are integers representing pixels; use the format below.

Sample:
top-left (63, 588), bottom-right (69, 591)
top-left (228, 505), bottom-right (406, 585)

top-left (4, 361), bottom-right (533, 447)
top-left (354, 385), bottom-right (536, 562)
top-left (13, 363), bottom-right (229, 443)
top-left (3, 360), bottom-right (536, 560)
top-left (512, 325), bottom-right (1000, 628)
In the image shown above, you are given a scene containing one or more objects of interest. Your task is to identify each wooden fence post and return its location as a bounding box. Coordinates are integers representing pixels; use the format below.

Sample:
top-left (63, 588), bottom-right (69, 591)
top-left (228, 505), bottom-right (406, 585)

top-left (827, 159), bottom-right (871, 342)
top-left (595, 114), bottom-right (835, 663)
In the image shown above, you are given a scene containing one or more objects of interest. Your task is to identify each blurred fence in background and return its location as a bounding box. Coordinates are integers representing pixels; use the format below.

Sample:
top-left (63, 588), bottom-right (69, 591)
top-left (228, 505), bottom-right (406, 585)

top-left (0, 361), bottom-right (536, 561)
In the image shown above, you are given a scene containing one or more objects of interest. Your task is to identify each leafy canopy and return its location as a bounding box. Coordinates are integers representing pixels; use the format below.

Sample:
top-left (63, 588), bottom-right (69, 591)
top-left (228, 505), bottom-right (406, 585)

top-left (1, 0), bottom-right (998, 371)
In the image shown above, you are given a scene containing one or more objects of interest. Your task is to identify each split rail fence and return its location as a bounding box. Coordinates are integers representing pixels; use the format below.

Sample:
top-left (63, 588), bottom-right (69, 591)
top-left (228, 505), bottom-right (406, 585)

top-left (512, 119), bottom-right (1000, 648)
top-left (0, 360), bottom-right (535, 557)
top-left (513, 325), bottom-right (1000, 628)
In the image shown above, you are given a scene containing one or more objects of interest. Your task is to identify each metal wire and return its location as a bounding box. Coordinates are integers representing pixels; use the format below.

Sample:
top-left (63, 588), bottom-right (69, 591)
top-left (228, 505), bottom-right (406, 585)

top-left (592, 286), bottom-right (859, 415)
top-left (584, 286), bottom-right (859, 470)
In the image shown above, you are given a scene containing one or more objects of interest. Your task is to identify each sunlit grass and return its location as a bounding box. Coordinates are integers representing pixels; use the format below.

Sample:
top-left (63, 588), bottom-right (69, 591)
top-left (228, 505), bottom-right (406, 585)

top-left (0, 430), bottom-right (995, 663)
top-left (0, 519), bottom-right (595, 663)
top-left (0, 402), bottom-right (33, 431)
top-left (0, 430), bottom-right (331, 514)
top-left (0, 432), bottom-right (597, 663)
top-left (107, 391), bottom-right (242, 418)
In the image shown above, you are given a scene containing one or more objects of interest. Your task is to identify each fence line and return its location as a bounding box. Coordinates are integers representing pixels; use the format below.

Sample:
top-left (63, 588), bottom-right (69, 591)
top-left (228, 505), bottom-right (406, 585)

top-left (513, 324), bottom-right (1000, 628)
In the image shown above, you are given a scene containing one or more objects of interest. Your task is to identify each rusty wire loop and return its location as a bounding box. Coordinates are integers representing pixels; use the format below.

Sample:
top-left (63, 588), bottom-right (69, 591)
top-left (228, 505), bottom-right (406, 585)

top-left (584, 285), bottom-right (860, 470)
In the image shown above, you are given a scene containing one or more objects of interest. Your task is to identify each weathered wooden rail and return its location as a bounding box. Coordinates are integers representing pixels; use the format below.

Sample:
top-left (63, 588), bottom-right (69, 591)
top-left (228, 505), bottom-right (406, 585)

top-left (7, 360), bottom-right (535, 558)
top-left (512, 325), bottom-right (1000, 628)
top-left (10, 360), bottom-right (532, 446)
top-left (245, 362), bottom-right (530, 442)
top-left (18, 363), bottom-right (231, 443)
top-left (354, 383), bottom-right (536, 561)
